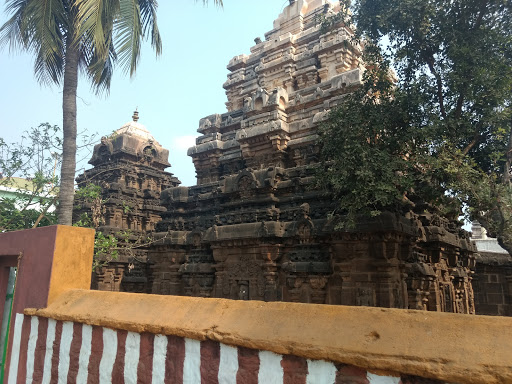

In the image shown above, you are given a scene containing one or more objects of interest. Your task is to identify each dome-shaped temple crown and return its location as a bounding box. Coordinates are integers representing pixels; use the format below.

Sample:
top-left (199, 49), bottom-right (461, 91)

top-left (88, 110), bottom-right (170, 170)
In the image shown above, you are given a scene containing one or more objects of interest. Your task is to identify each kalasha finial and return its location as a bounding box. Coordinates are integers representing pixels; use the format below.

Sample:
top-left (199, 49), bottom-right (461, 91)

top-left (132, 108), bottom-right (139, 122)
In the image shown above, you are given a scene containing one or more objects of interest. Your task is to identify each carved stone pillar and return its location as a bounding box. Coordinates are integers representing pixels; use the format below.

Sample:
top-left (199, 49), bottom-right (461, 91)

top-left (260, 244), bottom-right (282, 302)
top-left (405, 260), bottom-right (436, 311)
top-left (212, 245), bottom-right (230, 299)
top-left (93, 262), bottom-right (124, 292)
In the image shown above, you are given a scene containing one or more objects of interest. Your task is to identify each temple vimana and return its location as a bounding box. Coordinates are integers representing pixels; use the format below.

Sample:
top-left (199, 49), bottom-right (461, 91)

top-left (75, 0), bottom-right (511, 315)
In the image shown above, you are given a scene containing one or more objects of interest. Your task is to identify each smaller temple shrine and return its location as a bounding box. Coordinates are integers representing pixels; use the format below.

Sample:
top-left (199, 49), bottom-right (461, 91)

top-left (75, 110), bottom-right (181, 292)
top-left (471, 222), bottom-right (512, 316)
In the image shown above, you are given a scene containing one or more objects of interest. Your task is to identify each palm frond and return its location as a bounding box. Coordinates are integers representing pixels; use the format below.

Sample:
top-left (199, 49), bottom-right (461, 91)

top-left (87, 36), bottom-right (117, 94)
top-left (28, 0), bottom-right (67, 84)
top-left (138, 0), bottom-right (161, 56)
top-left (2, 0), bottom-right (168, 88)
top-left (116, 0), bottom-right (143, 76)
top-left (77, 29), bottom-right (94, 77)
top-left (2, 0), bottom-right (67, 85)
top-left (34, 41), bottom-right (64, 85)
top-left (0, 0), bottom-right (30, 52)
top-left (196, 0), bottom-right (223, 7)
top-left (74, 0), bottom-right (120, 62)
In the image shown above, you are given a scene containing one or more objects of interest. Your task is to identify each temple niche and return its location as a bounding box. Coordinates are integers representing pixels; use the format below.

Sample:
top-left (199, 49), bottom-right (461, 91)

top-left (78, 0), bottom-right (480, 314)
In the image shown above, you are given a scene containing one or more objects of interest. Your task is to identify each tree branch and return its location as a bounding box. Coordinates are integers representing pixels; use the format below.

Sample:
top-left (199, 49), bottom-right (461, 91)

top-left (462, 133), bottom-right (481, 155)
top-left (503, 112), bottom-right (512, 185)
top-left (32, 195), bottom-right (58, 228)
top-left (426, 56), bottom-right (447, 119)
top-left (472, 0), bottom-right (488, 31)
top-left (454, 93), bottom-right (464, 119)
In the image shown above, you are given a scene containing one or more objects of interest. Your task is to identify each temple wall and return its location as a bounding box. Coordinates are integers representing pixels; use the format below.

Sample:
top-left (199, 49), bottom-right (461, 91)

top-left (472, 255), bottom-right (512, 316)
top-left (470, 226), bottom-right (512, 316)
top-left (140, 0), bottom-right (477, 313)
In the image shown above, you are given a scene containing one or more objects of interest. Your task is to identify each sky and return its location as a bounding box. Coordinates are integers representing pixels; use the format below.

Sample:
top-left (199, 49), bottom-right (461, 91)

top-left (0, 0), bottom-right (289, 187)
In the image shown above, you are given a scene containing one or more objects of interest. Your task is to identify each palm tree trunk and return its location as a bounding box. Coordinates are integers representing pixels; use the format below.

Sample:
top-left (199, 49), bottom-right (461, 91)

top-left (58, 32), bottom-right (79, 225)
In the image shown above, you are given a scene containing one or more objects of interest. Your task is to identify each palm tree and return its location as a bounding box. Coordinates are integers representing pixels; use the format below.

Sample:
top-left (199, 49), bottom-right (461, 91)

top-left (0, 0), bottom-right (222, 225)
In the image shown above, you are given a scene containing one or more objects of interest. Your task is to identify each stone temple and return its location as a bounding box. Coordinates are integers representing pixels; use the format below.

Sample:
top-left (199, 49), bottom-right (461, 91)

top-left (76, 0), bottom-right (486, 314)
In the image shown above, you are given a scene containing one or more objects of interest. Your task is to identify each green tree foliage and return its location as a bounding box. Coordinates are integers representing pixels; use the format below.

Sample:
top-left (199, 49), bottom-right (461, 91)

top-left (0, 0), bottom-right (165, 226)
top-left (0, 124), bottom-right (61, 231)
top-left (318, 0), bottom-right (512, 251)
top-left (0, 123), bottom-right (97, 231)
top-left (0, 199), bottom-right (57, 231)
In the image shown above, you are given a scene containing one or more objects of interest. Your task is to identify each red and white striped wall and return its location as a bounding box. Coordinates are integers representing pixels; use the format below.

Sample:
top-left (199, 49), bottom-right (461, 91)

top-left (7, 314), bottom-right (431, 384)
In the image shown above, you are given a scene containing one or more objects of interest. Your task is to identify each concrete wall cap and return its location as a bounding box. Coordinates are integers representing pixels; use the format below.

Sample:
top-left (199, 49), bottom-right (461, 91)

top-left (26, 290), bottom-right (512, 384)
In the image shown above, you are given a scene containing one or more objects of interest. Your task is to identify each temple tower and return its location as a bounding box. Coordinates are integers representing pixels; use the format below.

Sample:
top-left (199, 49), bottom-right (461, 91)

top-left (75, 111), bottom-right (180, 292)
top-left (189, 0), bottom-right (362, 184)
top-left (149, 0), bottom-right (476, 312)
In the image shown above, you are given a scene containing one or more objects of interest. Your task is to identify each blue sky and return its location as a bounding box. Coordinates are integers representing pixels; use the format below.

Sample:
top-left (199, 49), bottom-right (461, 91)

top-left (0, 1), bottom-right (288, 186)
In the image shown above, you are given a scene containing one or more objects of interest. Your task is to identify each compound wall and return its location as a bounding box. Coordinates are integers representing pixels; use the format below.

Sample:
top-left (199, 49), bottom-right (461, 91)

top-left (0, 226), bottom-right (511, 384)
